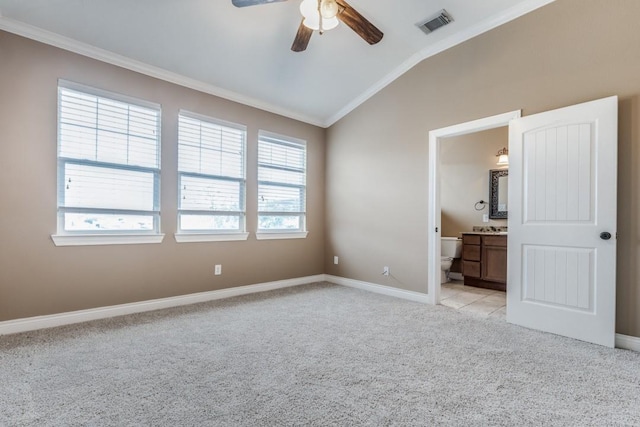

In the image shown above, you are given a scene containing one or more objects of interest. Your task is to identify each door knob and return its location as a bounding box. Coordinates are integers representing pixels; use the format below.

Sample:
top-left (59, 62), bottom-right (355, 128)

top-left (600, 232), bottom-right (612, 240)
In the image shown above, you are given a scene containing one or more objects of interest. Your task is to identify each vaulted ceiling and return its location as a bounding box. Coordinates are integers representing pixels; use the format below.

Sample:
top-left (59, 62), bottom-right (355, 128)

top-left (0, 0), bottom-right (554, 127)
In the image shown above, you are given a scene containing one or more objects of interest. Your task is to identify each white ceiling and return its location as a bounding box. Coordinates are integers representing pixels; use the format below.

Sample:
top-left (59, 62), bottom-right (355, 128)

top-left (0, 0), bottom-right (554, 127)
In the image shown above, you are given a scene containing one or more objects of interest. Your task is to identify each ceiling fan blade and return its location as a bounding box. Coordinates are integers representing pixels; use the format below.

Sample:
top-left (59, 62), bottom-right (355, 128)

top-left (291, 20), bottom-right (313, 52)
top-left (231, 0), bottom-right (287, 7)
top-left (335, 0), bottom-right (383, 45)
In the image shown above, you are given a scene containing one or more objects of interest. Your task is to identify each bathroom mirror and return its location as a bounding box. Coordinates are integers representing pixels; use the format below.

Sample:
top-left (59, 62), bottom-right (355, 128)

top-left (489, 169), bottom-right (508, 219)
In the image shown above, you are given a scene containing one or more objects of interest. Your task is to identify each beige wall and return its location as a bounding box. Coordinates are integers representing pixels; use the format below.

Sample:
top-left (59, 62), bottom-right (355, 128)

top-left (3, 0), bottom-right (640, 340)
top-left (441, 127), bottom-right (508, 237)
top-left (0, 31), bottom-right (325, 321)
top-left (325, 0), bottom-right (640, 337)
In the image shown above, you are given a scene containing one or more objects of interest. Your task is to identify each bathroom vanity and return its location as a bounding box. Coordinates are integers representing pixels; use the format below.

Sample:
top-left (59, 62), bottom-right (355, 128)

top-left (461, 232), bottom-right (507, 291)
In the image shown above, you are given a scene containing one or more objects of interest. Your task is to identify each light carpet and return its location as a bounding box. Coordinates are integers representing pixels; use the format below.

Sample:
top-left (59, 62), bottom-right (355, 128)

top-left (1, 282), bottom-right (639, 426)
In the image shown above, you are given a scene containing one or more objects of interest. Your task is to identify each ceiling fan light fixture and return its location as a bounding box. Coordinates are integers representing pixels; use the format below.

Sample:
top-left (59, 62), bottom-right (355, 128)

top-left (303, 14), bottom-right (339, 31)
top-left (320, 0), bottom-right (339, 19)
top-left (299, 0), bottom-right (318, 19)
top-left (300, 0), bottom-right (339, 31)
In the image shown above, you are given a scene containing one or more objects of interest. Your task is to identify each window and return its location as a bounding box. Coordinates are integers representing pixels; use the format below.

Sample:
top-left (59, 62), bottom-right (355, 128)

top-left (177, 112), bottom-right (247, 242)
top-left (54, 81), bottom-right (162, 246)
top-left (257, 131), bottom-right (307, 239)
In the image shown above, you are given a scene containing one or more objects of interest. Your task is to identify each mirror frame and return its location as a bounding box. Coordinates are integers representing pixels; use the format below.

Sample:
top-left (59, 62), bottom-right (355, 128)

top-left (489, 169), bottom-right (508, 219)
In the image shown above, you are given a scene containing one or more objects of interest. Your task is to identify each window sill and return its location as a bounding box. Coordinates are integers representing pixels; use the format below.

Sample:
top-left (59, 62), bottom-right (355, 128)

top-left (51, 234), bottom-right (165, 247)
top-left (256, 231), bottom-right (308, 240)
top-left (174, 233), bottom-right (249, 243)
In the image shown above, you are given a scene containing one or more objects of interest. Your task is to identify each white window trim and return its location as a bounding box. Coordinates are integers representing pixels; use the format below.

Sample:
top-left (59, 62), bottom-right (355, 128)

top-left (54, 80), bottom-right (162, 245)
top-left (177, 110), bottom-right (247, 236)
top-left (174, 232), bottom-right (249, 243)
top-left (51, 234), bottom-right (165, 247)
top-left (257, 130), bottom-right (308, 236)
top-left (59, 79), bottom-right (161, 110)
top-left (256, 231), bottom-right (308, 240)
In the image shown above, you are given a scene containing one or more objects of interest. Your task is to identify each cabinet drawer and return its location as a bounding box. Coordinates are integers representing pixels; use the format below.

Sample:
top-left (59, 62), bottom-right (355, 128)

top-left (462, 234), bottom-right (481, 245)
top-left (482, 235), bottom-right (507, 247)
top-left (463, 261), bottom-right (481, 278)
top-left (463, 244), bottom-right (481, 261)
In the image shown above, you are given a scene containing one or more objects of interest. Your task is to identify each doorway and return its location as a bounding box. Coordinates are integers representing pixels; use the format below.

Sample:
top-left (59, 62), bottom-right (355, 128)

top-left (427, 97), bottom-right (618, 348)
top-left (426, 110), bottom-right (521, 305)
top-left (439, 126), bottom-right (509, 316)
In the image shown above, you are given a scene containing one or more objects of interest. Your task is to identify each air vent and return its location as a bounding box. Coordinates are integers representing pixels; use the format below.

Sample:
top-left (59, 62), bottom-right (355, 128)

top-left (417, 9), bottom-right (453, 34)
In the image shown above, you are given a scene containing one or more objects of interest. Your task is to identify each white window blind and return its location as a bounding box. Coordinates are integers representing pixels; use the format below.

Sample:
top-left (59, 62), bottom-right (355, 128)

top-left (57, 81), bottom-right (161, 234)
top-left (257, 132), bottom-right (306, 231)
top-left (178, 112), bottom-right (246, 232)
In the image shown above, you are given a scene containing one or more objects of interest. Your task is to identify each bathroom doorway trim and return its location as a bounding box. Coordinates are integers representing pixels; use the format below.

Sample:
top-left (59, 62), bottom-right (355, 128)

top-left (427, 110), bottom-right (521, 305)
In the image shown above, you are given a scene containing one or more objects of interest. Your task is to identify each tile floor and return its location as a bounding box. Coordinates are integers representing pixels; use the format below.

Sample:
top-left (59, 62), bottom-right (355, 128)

top-left (440, 280), bottom-right (506, 319)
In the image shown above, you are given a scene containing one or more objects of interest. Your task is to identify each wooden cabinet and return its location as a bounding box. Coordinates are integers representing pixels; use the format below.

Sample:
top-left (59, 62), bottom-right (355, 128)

top-left (462, 234), bottom-right (507, 291)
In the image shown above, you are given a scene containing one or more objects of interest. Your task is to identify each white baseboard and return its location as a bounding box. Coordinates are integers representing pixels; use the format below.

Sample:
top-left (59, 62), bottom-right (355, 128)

top-left (615, 334), bottom-right (640, 352)
top-left (3, 273), bottom-right (637, 353)
top-left (0, 275), bottom-right (325, 336)
top-left (325, 275), bottom-right (429, 304)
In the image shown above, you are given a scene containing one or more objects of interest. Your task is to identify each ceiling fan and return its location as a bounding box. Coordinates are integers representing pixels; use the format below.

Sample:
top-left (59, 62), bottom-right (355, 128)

top-left (232, 0), bottom-right (383, 52)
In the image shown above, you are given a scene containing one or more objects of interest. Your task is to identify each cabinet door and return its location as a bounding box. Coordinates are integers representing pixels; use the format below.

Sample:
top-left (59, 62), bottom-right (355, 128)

top-left (482, 245), bottom-right (507, 283)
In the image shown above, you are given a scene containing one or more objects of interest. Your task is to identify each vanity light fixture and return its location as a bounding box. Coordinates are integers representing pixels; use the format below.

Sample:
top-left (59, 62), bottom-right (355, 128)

top-left (496, 147), bottom-right (509, 166)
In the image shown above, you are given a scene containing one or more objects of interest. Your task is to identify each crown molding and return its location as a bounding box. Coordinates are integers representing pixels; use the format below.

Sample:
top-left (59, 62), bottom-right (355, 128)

top-left (0, 17), bottom-right (325, 128)
top-left (324, 0), bottom-right (557, 127)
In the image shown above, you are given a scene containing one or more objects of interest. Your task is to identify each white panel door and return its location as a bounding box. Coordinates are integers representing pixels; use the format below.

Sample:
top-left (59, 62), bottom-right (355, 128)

top-left (507, 96), bottom-right (618, 347)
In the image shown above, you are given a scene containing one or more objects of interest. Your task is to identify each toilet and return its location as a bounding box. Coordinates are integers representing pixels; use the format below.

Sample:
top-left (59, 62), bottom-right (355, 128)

top-left (441, 237), bottom-right (463, 284)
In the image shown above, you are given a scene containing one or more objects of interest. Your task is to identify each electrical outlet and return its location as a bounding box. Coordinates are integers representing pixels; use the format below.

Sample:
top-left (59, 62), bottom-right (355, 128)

top-left (483, 214), bottom-right (489, 223)
top-left (214, 264), bottom-right (222, 275)
top-left (334, 256), bottom-right (339, 265)
top-left (383, 266), bottom-right (390, 276)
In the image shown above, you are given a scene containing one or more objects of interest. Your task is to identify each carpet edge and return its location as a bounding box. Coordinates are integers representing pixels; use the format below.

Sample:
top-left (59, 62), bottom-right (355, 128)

top-left (0, 274), bottom-right (325, 336)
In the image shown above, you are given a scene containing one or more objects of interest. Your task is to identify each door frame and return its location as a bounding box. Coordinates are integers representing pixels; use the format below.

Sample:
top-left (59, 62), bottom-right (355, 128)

top-left (427, 110), bottom-right (521, 305)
